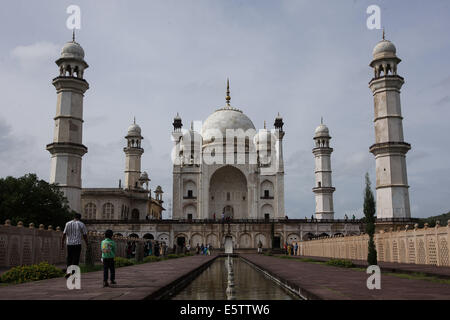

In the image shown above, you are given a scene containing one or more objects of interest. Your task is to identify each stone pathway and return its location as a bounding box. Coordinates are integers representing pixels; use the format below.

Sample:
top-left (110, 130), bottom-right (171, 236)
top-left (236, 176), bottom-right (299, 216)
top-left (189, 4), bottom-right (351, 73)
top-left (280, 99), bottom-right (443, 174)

top-left (0, 255), bottom-right (215, 300)
top-left (241, 254), bottom-right (450, 300)
top-left (297, 255), bottom-right (450, 279)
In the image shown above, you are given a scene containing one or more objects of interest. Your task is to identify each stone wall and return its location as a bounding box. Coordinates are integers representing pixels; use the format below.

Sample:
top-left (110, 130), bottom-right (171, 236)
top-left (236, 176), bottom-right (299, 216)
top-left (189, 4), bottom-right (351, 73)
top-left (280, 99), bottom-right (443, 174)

top-left (86, 219), bottom-right (362, 249)
top-left (293, 221), bottom-right (450, 267)
top-left (0, 220), bottom-right (157, 268)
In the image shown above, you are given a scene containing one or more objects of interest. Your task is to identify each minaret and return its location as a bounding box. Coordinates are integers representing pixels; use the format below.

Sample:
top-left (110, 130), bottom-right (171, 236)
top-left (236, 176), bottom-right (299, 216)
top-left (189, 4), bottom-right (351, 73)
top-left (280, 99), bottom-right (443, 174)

top-left (46, 32), bottom-right (89, 213)
top-left (369, 33), bottom-right (411, 219)
top-left (124, 118), bottom-right (144, 189)
top-left (312, 120), bottom-right (335, 220)
top-left (171, 113), bottom-right (183, 219)
top-left (273, 113), bottom-right (285, 218)
top-left (274, 113), bottom-right (285, 173)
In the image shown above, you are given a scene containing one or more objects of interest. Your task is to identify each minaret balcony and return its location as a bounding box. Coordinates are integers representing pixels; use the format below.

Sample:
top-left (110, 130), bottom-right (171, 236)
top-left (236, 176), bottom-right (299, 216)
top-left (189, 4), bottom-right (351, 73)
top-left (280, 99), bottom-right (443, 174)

top-left (368, 75), bottom-right (404, 93)
top-left (52, 76), bottom-right (89, 93)
top-left (369, 141), bottom-right (411, 156)
top-left (312, 147), bottom-right (333, 155)
top-left (46, 142), bottom-right (87, 156)
top-left (312, 186), bottom-right (336, 193)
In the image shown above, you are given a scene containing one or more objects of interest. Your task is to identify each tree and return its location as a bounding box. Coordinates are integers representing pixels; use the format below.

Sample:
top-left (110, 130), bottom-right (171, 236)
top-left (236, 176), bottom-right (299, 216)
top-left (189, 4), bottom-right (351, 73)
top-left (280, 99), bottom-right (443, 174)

top-left (364, 172), bottom-right (377, 265)
top-left (0, 174), bottom-right (73, 228)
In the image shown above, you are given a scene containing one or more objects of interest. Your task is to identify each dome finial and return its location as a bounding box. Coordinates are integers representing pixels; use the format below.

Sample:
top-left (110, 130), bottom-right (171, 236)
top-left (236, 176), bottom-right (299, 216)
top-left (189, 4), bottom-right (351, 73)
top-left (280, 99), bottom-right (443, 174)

top-left (133, 116), bottom-right (136, 124)
top-left (226, 78), bottom-right (231, 106)
top-left (382, 28), bottom-right (385, 40)
top-left (321, 116), bottom-right (323, 124)
top-left (264, 120), bottom-right (266, 129)
top-left (72, 28), bottom-right (76, 42)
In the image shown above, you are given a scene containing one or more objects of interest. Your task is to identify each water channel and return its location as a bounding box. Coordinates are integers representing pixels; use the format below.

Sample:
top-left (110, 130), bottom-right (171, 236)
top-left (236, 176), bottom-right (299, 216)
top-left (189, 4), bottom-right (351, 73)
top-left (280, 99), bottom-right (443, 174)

top-left (171, 257), bottom-right (300, 300)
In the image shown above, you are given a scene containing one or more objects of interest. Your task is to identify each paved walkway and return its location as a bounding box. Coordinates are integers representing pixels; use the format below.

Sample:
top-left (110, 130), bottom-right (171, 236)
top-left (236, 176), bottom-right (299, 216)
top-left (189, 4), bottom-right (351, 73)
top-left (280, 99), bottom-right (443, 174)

top-left (241, 254), bottom-right (450, 300)
top-left (0, 255), bottom-right (215, 300)
top-left (297, 255), bottom-right (450, 279)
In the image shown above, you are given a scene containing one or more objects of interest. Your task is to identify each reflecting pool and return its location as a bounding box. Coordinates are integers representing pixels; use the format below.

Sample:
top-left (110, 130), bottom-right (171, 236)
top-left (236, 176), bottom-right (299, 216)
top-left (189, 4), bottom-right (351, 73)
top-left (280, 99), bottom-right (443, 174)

top-left (172, 257), bottom-right (299, 300)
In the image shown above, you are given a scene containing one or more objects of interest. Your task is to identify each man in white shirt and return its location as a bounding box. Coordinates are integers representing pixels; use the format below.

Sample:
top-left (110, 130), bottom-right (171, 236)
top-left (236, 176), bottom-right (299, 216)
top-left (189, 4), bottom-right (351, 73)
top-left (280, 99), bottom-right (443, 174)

top-left (61, 213), bottom-right (88, 271)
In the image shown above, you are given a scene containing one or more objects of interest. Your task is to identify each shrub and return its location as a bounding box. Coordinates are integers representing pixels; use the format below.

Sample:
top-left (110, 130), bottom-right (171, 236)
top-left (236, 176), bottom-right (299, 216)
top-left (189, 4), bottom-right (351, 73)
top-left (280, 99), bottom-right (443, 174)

top-left (0, 262), bottom-right (64, 284)
top-left (167, 254), bottom-right (178, 259)
top-left (79, 264), bottom-right (103, 273)
top-left (114, 257), bottom-right (135, 267)
top-left (325, 259), bottom-right (354, 268)
top-left (299, 258), bottom-right (320, 263)
top-left (143, 256), bottom-right (161, 263)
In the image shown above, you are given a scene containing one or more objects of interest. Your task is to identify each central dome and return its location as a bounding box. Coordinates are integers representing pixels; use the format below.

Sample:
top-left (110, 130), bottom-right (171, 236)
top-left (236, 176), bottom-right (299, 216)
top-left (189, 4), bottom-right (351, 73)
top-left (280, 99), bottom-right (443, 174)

top-left (201, 106), bottom-right (256, 144)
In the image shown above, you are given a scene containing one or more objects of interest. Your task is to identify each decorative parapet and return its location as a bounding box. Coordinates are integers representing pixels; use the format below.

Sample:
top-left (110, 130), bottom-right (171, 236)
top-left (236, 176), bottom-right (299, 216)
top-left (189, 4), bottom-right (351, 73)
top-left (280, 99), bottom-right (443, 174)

top-left (0, 219), bottom-right (160, 268)
top-left (293, 220), bottom-right (450, 267)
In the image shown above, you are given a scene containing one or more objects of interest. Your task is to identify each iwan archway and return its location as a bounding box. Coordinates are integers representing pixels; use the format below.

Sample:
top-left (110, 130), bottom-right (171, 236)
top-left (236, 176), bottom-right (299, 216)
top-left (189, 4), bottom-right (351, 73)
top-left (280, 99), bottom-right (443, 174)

top-left (209, 165), bottom-right (248, 219)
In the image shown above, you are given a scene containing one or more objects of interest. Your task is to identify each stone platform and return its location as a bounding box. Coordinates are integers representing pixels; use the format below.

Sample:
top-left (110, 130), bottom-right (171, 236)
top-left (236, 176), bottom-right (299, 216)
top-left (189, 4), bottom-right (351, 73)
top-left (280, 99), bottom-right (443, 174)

top-left (241, 254), bottom-right (450, 300)
top-left (0, 255), bottom-right (216, 300)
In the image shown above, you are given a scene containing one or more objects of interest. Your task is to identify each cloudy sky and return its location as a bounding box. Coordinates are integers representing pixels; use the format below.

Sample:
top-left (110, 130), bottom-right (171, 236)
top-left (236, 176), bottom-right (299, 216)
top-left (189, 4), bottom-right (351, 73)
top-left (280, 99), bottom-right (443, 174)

top-left (0, 0), bottom-right (449, 219)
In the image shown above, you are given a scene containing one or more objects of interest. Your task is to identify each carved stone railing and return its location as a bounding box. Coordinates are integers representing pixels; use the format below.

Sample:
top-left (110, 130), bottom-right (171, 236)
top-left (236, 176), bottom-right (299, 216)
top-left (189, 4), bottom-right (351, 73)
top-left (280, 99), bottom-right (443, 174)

top-left (0, 219), bottom-right (161, 268)
top-left (292, 221), bottom-right (450, 267)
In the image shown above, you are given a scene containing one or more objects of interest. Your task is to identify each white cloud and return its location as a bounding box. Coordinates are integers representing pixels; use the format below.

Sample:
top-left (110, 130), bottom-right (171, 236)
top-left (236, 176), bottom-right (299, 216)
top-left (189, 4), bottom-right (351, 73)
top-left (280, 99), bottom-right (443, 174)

top-left (10, 42), bottom-right (60, 69)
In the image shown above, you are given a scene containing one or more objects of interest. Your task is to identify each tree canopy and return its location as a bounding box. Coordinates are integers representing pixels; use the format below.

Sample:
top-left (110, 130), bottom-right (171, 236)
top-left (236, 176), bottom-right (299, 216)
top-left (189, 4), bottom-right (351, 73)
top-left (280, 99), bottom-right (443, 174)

top-left (0, 174), bottom-right (72, 228)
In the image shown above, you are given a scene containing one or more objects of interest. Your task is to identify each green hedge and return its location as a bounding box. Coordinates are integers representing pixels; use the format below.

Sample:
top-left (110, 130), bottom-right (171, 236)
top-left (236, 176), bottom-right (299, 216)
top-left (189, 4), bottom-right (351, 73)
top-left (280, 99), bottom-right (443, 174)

top-left (325, 259), bottom-right (354, 268)
top-left (0, 262), bottom-right (64, 284)
top-left (143, 256), bottom-right (161, 263)
top-left (114, 257), bottom-right (135, 267)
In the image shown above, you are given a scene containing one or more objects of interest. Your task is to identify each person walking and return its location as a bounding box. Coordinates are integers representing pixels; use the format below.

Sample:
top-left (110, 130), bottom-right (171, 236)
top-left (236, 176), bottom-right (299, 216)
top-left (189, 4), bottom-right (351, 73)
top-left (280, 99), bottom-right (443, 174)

top-left (257, 240), bottom-right (263, 254)
top-left (61, 213), bottom-right (88, 278)
top-left (101, 230), bottom-right (116, 287)
top-left (200, 243), bottom-right (204, 255)
top-left (196, 243), bottom-right (200, 254)
top-left (148, 242), bottom-right (153, 256)
top-left (294, 242), bottom-right (298, 256)
top-left (154, 242), bottom-right (160, 257)
top-left (283, 242), bottom-right (288, 255)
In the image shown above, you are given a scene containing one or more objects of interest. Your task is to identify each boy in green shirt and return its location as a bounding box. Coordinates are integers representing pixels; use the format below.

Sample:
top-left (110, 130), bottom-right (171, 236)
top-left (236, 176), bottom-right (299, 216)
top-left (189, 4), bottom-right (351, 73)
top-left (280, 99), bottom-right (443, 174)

top-left (101, 229), bottom-right (116, 287)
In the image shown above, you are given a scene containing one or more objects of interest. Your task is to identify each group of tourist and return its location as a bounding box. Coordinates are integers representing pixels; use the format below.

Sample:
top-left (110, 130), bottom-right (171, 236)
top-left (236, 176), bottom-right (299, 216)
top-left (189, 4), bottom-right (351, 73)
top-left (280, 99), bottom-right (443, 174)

top-left (195, 243), bottom-right (212, 255)
top-left (61, 213), bottom-right (116, 287)
top-left (284, 242), bottom-right (299, 256)
top-left (61, 212), bottom-right (173, 288)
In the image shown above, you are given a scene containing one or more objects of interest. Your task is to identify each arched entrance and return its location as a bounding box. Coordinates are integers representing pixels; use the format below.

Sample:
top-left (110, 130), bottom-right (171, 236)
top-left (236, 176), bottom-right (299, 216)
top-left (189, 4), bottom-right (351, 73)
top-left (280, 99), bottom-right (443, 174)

top-left (131, 209), bottom-right (140, 220)
top-left (143, 233), bottom-right (154, 240)
top-left (223, 205), bottom-right (233, 219)
top-left (209, 165), bottom-right (248, 219)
